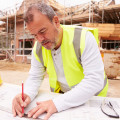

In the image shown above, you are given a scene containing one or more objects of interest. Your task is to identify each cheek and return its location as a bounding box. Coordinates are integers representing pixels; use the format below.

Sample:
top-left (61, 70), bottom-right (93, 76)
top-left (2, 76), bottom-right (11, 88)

top-left (45, 28), bottom-right (57, 41)
top-left (45, 34), bottom-right (54, 41)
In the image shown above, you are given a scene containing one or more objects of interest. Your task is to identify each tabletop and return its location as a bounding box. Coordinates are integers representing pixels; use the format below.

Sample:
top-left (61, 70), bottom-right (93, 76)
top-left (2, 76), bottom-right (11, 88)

top-left (0, 83), bottom-right (120, 120)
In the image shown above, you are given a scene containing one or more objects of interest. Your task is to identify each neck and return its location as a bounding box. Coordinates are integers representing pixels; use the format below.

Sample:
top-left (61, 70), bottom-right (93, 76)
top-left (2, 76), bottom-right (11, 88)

top-left (54, 26), bottom-right (63, 50)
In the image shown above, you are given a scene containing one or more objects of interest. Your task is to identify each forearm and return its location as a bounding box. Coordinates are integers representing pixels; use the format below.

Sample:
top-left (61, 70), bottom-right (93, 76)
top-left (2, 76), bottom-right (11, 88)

top-left (24, 50), bottom-right (45, 101)
top-left (24, 73), bottom-right (44, 101)
top-left (53, 70), bottom-right (104, 112)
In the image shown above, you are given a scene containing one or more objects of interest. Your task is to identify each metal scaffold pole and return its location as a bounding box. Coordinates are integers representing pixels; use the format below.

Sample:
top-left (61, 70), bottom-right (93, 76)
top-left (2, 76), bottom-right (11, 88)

top-left (6, 12), bottom-right (9, 59)
top-left (0, 35), bottom-right (3, 50)
top-left (89, 0), bottom-right (91, 23)
top-left (63, 0), bottom-right (65, 25)
top-left (22, 1), bottom-right (25, 63)
top-left (14, 5), bottom-right (16, 61)
top-left (92, 1), bottom-right (93, 23)
top-left (102, 0), bottom-right (104, 23)
top-left (6, 13), bottom-right (8, 47)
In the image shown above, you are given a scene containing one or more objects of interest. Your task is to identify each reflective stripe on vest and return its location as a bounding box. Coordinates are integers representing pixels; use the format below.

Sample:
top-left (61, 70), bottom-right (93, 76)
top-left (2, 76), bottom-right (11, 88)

top-left (33, 25), bottom-right (108, 96)
top-left (73, 27), bottom-right (82, 66)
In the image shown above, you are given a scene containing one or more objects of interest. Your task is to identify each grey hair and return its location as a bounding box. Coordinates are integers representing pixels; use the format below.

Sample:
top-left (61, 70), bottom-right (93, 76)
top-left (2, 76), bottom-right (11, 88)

top-left (24, 3), bottom-right (56, 24)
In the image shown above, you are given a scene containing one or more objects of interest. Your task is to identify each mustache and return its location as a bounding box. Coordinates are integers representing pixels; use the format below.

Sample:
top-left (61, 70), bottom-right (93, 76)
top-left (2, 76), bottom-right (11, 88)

top-left (41, 40), bottom-right (50, 45)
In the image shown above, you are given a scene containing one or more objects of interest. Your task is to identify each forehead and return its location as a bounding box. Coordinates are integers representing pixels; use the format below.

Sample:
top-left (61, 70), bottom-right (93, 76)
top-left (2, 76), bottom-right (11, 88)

top-left (26, 10), bottom-right (51, 33)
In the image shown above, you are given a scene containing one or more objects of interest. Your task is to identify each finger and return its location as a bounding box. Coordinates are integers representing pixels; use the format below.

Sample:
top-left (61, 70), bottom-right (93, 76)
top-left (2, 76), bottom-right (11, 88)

top-left (15, 103), bottom-right (22, 113)
top-left (28, 106), bottom-right (39, 118)
top-left (12, 104), bottom-right (16, 117)
top-left (36, 101), bottom-right (41, 105)
top-left (16, 109), bottom-right (23, 118)
top-left (33, 108), bottom-right (45, 119)
top-left (12, 98), bottom-right (22, 114)
top-left (24, 96), bottom-right (31, 107)
top-left (17, 96), bottom-right (24, 107)
top-left (44, 112), bottom-right (52, 120)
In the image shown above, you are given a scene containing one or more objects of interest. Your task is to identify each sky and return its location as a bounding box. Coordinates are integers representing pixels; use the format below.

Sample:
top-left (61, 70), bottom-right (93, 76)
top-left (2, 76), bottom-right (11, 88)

top-left (0, 0), bottom-right (120, 11)
top-left (0, 0), bottom-right (23, 11)
top-left (55, 0), bottom-right (101, 7)
top-left (56, 0), bottom-right (120, 7)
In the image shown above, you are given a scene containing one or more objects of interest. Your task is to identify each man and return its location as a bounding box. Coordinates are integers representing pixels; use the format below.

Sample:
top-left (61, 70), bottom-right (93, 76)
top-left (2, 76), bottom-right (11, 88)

top-left (12, 3), bottom-right (108, 120)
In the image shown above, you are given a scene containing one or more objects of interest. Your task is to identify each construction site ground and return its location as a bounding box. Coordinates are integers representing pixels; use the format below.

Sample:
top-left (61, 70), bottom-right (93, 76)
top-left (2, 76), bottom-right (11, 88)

top-left (0, 60), bottom-right (120, 97)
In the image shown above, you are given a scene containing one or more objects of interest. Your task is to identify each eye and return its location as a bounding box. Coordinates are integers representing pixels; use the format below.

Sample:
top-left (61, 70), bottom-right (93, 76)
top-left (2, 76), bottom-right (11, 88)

top-left (34, 34), bottom-right (37, 37)
top-left (31, 34), bottom-right (37, 38)
top-left (39, 29), bottom-right (46, 34)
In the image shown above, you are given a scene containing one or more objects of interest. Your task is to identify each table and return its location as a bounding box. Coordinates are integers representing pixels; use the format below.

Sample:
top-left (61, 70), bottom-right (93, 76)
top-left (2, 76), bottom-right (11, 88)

top-left (0, 83), bottom-right (120, 120)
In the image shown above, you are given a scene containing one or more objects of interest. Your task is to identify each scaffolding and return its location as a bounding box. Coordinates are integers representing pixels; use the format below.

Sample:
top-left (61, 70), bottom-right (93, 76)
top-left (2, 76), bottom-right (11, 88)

top-left (0, 0), bottom-right (119, 62)
top-left (0, 0), bottom-right (62, 62)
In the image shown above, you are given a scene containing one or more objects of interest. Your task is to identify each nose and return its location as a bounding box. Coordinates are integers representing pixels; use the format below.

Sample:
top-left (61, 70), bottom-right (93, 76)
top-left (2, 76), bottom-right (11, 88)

top-left (36, 34), bottom-right (44, 43)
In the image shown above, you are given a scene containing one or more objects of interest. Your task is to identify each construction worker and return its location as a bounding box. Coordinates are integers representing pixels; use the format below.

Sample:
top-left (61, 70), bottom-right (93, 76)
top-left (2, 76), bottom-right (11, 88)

top-left (12, 3), bottom-right (108, 120)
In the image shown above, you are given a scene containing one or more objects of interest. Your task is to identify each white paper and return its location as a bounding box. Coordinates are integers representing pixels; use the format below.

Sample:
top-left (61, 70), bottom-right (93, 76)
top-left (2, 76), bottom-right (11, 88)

top-left (0, 83), bottom-right (120, 120)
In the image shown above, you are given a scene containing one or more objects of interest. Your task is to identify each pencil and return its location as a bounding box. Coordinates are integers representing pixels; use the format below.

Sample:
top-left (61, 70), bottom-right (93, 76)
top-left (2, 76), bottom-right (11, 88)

top-left (22, 81), bottom-right (24, 113)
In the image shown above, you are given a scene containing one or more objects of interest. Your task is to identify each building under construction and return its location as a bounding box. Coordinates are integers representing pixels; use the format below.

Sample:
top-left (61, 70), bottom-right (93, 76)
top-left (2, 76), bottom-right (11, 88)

top-left (0, 0), bottom-right (120, 79)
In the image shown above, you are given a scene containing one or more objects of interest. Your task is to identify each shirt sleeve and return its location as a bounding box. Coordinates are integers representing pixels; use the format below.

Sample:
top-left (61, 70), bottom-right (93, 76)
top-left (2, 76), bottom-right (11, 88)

top-left (24, 50), bottom-right (46, 101)
top-left (53, 31), bottom-right (104, 112)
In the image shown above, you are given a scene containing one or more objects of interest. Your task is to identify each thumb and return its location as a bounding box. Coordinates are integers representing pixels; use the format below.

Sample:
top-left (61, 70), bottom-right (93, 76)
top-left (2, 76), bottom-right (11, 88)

top-left (23, 96), bottom-right (31, 107)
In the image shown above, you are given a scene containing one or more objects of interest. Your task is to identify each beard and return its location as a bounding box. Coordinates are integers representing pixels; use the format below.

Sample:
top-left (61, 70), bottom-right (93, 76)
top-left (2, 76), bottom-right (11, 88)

top-left (40, 27), bottom-right (60, 50)
top-left (40, 39), bottom-right (57, 50)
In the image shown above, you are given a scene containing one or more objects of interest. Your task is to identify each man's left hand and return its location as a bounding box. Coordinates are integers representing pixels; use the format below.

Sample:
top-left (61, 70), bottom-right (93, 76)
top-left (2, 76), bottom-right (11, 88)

top-left (27, 100), bottom-right (57, 120)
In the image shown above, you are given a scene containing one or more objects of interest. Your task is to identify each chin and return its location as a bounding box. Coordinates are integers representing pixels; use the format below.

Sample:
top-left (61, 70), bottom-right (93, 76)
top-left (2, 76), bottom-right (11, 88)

top-left (44, 46), bottom-right (53, 50)
top-left (43, 43), bottom-right (55, 50)
top-left (45, 47), bottom-right (51, 50)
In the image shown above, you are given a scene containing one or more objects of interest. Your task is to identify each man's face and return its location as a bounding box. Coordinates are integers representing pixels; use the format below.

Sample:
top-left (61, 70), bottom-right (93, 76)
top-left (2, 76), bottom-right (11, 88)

top-left (26, 10), bottom-right (59, 50)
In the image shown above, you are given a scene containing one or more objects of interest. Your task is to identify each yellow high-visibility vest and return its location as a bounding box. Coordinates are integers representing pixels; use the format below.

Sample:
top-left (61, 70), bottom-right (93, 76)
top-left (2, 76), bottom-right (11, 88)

top-left (33, 25), bottom-right (108, 97)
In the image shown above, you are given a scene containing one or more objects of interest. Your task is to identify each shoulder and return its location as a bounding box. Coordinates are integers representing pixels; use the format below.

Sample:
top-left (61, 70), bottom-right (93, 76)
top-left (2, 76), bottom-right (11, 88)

top-left (85, 31), bottom-right (98, 46)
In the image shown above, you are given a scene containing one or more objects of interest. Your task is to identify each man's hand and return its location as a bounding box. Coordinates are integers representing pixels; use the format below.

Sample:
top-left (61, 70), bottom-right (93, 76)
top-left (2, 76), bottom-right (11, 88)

top-left (28, 100), bottom-right (57, 120)
top-left (12, 93), bottom-right (31, 117)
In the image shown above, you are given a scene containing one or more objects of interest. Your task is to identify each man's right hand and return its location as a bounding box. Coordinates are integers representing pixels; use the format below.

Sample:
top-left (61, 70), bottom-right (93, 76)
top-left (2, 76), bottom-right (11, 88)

top-left (12, 93), bottom-right (31, 117)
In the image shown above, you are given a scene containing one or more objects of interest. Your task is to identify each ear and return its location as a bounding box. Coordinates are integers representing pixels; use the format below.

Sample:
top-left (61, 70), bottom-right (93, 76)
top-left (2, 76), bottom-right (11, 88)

top-left (52, 16), bottom-right (60, 28)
